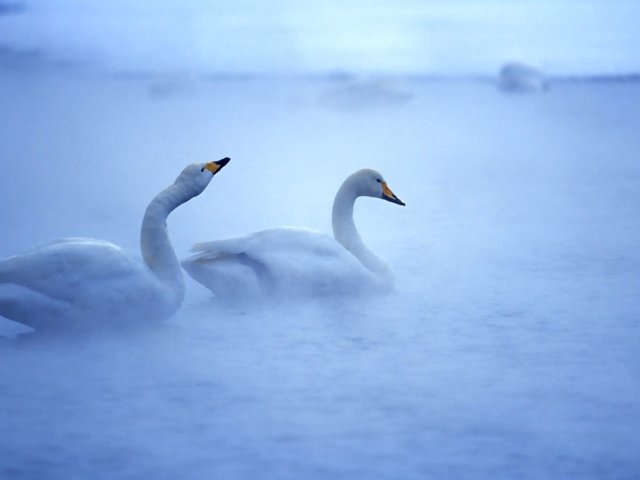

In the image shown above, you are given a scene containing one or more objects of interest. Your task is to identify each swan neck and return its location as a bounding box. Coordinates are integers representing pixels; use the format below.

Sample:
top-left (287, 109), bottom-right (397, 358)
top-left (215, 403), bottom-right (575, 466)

top-left (331, 177), bottom-right (391, 279)
top-left (332, 179), bottom-right (358, 248)
top-left (140, 181), bottom-right (192, 288)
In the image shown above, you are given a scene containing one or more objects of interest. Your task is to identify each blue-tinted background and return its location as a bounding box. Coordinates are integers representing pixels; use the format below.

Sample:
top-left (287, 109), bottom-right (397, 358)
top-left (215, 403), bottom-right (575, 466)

top-left (1, 2), bottom-right (639, 479)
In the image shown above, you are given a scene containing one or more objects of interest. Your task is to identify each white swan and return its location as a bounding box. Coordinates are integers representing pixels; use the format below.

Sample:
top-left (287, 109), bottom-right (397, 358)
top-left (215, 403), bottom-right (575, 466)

top-left (0, 157), bottom-right (230, 332)
top-left (182, 168), bottom-right (404, 299)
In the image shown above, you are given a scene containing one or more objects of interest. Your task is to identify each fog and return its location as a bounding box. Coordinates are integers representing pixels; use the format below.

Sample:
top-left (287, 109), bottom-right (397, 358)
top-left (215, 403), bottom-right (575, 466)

top-left (1, 2), bottom-right (640, 479)
top-left (2, 0), bottom-right (640, 75)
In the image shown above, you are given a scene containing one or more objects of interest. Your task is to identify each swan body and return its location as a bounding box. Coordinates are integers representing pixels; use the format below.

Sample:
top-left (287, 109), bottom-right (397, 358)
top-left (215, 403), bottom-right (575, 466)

top-left (0, 158), bottom-right (230, 331)
top-left (182, 168), bottom-right (404, 299)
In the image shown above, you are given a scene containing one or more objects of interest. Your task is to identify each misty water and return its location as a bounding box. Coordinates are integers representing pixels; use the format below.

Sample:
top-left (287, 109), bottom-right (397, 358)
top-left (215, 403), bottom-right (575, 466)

top-left (1, 67), bottom-right (639, 479)
top-left (2, 1), bottom-right (640, 474)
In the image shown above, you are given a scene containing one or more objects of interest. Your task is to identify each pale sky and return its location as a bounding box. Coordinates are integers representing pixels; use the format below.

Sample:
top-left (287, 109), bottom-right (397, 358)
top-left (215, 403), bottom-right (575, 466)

top-left (1, 0), bottom-right (639, 75)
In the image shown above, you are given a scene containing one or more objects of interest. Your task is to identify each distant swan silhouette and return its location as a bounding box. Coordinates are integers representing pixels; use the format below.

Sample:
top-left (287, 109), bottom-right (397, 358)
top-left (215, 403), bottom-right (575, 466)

top-left (0, 158), bottom-right (230, 331)
top-left (182, 168), bottom-right (404, 299)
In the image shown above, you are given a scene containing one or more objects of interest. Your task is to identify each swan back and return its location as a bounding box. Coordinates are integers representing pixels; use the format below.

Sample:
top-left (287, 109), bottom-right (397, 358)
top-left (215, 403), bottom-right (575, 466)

top-left (183, 227), bottom-right (378, 299)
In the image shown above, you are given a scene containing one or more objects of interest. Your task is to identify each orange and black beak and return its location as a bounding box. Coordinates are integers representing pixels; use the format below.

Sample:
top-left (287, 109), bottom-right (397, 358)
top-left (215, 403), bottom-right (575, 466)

top-left (203, 157), bottom-right (230, 175)
top-left (381, 181), bottom-right (405, 206)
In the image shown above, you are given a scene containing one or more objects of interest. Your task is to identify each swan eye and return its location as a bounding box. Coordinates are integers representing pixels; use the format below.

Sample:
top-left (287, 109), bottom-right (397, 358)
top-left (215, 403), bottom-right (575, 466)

top-left (200, 167), bottom-right (205, 172)
top-left (376, 179), bottom-right (381, 183)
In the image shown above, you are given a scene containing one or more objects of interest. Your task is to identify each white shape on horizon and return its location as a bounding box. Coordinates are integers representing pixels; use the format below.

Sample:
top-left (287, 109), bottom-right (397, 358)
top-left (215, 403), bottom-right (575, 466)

top-left (182, 168), bottom-right (405, 300)
top-left (321, 77), bottom-right (413, 111)
top-left (498, 62), bottom-right (548, 93)
top-left (0, 158), bottom-right (230, 332)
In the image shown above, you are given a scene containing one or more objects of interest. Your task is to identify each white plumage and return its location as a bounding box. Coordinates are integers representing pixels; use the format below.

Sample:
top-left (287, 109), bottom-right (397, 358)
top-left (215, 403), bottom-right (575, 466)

top-left (0, 158), bottom-right (230, 332)
top-left (182, 168), bottom-right (404, 300)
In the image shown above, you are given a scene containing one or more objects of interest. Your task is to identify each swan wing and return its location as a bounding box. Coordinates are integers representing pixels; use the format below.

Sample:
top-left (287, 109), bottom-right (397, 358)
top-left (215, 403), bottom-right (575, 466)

top-left (183, 227), bottom-right (372, 296)
top-left (0, 237), bottom-right (146, 302)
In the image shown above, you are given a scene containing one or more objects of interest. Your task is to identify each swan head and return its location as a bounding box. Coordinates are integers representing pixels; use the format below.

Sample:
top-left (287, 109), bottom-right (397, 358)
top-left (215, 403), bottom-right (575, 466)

top-left (175, 157), bottom-right (230, 196)
top-left (352, 168), bottom-right (405, 206)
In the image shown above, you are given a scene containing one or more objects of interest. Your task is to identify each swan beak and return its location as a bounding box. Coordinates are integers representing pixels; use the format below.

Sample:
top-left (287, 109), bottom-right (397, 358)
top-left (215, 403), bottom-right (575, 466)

top-left (204, 157), bottom-right (231, 175)
top-left (381, 181), bottom-right (405, 206)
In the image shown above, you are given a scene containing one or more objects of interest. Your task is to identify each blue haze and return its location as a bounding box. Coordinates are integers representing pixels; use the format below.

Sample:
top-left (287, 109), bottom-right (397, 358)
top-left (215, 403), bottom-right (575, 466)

top-left (1, 2), bottom-right (640, 479)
